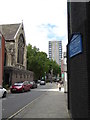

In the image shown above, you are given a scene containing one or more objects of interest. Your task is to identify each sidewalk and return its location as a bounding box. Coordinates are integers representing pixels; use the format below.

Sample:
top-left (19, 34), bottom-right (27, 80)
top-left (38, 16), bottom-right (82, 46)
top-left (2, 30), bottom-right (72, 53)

top-left (14, 90), bottom-right (70, 118)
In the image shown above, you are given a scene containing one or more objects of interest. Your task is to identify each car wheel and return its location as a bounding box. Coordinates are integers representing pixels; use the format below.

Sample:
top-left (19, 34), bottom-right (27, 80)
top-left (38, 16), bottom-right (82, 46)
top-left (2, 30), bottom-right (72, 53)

top-left (2, 92), bottom-right (7, 98)
top-left (11, 90), bottom-right (13, 93)
top-left (28, 87), bottom-right (30, 91)
top-left (22, 89), bottom-right (24, 93)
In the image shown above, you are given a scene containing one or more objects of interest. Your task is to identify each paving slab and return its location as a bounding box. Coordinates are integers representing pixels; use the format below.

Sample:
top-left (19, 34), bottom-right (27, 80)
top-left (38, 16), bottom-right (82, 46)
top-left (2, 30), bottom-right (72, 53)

top-left (14, 91), bottom-right (70, 119)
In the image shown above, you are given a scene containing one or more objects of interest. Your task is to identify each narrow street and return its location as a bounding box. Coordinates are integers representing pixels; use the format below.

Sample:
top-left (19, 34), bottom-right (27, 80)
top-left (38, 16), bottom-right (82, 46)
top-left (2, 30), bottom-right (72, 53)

top-left (2, 83), bottom-right (70, 119)
top-left (2, 82), bottom-right (57, 118)
top-left (2, 90), bottom-right (45, 119)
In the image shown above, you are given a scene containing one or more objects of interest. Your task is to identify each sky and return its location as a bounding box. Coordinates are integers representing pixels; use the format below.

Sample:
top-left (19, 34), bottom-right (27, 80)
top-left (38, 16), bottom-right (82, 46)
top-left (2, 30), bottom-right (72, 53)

top-left (0, 0), bottom-right (67, 55)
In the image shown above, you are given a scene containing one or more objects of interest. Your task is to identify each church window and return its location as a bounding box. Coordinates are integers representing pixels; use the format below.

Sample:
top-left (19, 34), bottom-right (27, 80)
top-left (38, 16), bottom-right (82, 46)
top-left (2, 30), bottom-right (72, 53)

top-left (17, 34), bottom-right (25, 64)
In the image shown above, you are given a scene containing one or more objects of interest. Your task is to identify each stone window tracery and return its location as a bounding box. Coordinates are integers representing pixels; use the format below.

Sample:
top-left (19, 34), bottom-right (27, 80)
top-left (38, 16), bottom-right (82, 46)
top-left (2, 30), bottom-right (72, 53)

top-left (17, 34), bottom-right (25, 65)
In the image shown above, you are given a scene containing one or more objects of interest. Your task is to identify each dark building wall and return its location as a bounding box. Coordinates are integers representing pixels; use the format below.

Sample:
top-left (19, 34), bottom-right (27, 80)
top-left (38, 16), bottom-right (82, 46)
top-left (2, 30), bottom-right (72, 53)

top-left (86, 2), bottom-right (90, 117)
top-left (4, 67), bottom-right (34, 86)
top-left (67, 2), bottom-right (90, 118)
top-left (12, 71), bottom-right (34, 85)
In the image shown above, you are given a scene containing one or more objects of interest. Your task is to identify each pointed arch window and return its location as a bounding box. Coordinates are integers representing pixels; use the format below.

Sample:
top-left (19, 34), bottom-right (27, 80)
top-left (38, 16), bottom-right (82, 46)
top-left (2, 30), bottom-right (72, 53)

top-left (17, 34), bottom-right (25, 64)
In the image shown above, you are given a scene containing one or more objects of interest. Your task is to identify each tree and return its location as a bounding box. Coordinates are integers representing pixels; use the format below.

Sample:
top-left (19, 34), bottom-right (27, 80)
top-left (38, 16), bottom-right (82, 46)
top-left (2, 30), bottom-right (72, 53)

top-left (27, 44), bottom-right (48, 80)
top-left (47, 59), bottom-right (61, 77)
top-left (27, 44), bottom-right (61, 80)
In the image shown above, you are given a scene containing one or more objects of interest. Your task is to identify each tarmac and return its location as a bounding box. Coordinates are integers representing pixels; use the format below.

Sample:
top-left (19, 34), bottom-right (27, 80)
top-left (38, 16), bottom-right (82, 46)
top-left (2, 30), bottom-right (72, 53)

top-left (12, 84), bottom-right (71, 119)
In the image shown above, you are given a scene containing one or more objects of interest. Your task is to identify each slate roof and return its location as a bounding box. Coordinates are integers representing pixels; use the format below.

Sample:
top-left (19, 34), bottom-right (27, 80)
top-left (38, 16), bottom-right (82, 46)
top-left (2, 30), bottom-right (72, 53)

top-left (0, 23), bottom-right (21, 41)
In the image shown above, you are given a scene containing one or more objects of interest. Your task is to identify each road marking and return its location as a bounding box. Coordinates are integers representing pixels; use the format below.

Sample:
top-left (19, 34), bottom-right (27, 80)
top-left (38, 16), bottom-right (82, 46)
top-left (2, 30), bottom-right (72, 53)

top-left (32, 88), bottom-right (59, 91)
top-left (6, 93), bottom-right (45, 120)
top-left (31, 88), bottom-right (64, 92)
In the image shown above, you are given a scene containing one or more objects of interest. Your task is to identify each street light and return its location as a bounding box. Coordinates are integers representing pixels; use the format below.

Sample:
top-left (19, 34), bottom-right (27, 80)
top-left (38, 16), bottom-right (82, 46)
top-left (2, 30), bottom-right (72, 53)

top-left (45, 72), bottom-right (46, 81)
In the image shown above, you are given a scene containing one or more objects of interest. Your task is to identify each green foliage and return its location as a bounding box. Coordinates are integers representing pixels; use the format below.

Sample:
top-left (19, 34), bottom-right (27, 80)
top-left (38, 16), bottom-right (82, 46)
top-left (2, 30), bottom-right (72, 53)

top-left (27, 44), bottom-right (61, 79)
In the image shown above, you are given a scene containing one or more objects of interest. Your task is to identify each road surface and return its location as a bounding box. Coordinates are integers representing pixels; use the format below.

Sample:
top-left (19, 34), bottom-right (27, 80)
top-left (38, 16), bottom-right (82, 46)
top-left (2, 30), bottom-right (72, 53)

top-left (2, 82), bottom-right (58, 119)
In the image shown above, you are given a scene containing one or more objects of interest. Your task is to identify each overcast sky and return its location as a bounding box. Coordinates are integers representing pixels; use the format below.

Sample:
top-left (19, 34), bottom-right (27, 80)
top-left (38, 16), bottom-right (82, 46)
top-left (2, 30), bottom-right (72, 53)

top-left (0, 0), bottom-right (67, 55)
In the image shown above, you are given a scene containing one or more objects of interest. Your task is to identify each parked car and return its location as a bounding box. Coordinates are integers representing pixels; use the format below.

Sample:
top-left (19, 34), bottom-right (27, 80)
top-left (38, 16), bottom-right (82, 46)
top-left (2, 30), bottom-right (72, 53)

top-left (40, 80), bottom-right (46, 85)
top-left (10, 81), bottom-right (31, 93)
top-left (37, 80), bottom-right (41, 83)
top-left (0, 86), bottom-right (7, 98)
top-left (29, 81), bottom-right (37, 89)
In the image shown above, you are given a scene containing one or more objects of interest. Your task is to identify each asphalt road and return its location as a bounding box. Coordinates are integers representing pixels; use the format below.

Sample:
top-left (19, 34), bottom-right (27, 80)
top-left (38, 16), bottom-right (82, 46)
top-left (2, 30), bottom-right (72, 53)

top-left (2, 82), bottom-right (57, 119)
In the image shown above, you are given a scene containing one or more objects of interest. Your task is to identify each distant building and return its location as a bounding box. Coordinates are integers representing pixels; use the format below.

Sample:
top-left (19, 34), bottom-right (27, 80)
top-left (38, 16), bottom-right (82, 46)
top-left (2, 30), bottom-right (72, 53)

top-left (49, 41), bottom-right (62, 65)
top-left (0, 22), bottom-right (34, 86)
top-left (62, 52), bottom-right (67, 93)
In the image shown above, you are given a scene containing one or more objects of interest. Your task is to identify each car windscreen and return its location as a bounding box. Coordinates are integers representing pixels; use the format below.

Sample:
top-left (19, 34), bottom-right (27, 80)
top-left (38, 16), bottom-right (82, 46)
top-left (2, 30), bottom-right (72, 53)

top-left (14, 83), bottom-right (23, 86)
top-left (41, 81), bottom-right (44, 82)
top-left (30, 82), bottom-right (33, 84)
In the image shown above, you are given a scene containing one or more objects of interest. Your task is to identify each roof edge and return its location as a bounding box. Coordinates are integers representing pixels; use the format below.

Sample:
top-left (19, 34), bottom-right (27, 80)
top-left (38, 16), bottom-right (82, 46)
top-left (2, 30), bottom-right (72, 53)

top-left (14, 22), bottom-right (22, 39)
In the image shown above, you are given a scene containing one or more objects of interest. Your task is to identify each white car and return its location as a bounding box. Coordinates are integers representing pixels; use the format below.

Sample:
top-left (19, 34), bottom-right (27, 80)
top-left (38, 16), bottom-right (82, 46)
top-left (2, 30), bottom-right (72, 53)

top-left (37, 80), bottom-right (41, 83)
top-left (40, 80), bottom-right (46, 85)
top-left (0, 86), bottom-right (7, 98)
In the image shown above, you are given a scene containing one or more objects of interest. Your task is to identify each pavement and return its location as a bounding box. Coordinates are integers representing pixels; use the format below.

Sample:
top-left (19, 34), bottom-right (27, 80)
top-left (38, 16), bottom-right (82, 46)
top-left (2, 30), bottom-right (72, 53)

top-left (12, 84), bottom-right (70, 119)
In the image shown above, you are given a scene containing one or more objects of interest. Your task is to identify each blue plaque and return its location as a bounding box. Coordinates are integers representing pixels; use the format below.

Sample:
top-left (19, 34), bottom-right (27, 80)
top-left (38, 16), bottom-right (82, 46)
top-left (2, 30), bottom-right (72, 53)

top-left (69, 34), bottom-right (82, 58)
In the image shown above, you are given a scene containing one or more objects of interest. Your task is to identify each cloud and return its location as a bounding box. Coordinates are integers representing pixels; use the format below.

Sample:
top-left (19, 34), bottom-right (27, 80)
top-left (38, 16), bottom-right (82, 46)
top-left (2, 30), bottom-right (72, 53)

top-left (0, 0), bottom-right (67, 54)
top-left (38, 23), bottom-right (66, 41)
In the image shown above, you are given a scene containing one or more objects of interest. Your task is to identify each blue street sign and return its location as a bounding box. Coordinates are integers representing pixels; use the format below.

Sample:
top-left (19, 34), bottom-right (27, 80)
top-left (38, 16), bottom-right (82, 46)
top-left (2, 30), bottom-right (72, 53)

top-left (69, 34), bottom-right (82, 58)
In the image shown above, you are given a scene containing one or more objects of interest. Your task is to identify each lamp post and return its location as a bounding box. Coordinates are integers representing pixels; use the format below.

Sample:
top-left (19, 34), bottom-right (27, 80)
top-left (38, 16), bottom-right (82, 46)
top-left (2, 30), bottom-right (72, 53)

top-left (45, 72), bottom-right (46, 81)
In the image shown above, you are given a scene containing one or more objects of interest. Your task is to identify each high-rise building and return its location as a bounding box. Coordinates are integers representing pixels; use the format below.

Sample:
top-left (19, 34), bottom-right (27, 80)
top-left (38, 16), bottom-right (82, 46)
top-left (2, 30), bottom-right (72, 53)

top-left (49, 41), bottom-right (62, 65)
